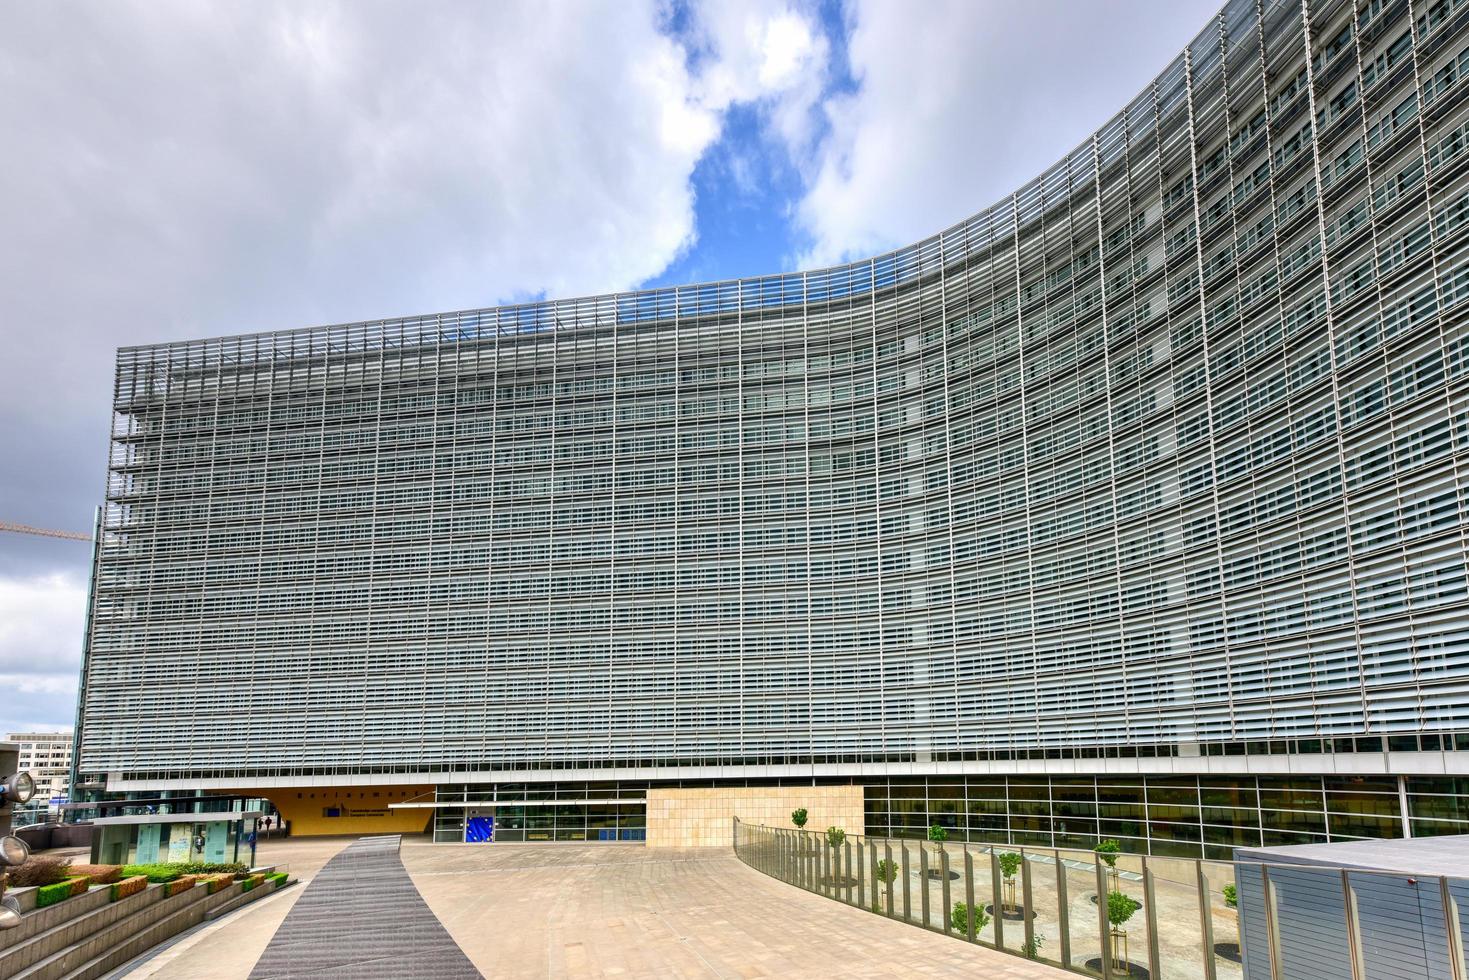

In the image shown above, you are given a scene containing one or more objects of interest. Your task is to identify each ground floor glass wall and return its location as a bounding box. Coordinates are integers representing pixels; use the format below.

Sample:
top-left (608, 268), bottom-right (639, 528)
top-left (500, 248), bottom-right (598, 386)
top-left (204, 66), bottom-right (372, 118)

top-left (431, 783), bottom-right (649, 842)
top-left (864, 775), bottom-right (1469, 859)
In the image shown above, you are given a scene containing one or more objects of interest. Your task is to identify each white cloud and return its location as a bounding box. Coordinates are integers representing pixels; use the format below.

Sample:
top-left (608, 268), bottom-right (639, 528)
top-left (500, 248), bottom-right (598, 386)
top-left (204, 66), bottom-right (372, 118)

top-left (0, 0), bottom-right (829, 590)
top-left (0, 573), bottom-right (86, 676)
top-left (684, 0), bottom-right (830, 162)
top-left (0, 573), bottom-right (84, 731)
top-left (792, 0), bottom-right (1218, 268)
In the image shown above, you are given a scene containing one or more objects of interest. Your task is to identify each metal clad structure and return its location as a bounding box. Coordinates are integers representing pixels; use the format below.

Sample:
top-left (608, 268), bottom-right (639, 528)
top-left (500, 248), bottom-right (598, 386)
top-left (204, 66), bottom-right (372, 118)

top-left (78, 0), bottom-right (1469, 840)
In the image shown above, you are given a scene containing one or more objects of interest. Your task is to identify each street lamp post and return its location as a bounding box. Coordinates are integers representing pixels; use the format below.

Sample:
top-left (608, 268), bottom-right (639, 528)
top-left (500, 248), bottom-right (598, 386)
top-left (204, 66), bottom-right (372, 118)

top-left (0, 746), bottom-right (39, 929)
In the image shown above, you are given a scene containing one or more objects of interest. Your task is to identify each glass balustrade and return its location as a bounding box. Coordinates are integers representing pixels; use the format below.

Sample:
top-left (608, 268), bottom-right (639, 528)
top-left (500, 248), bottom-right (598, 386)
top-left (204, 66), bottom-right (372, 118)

top-left (733, 818), bottom-right (1469, 980)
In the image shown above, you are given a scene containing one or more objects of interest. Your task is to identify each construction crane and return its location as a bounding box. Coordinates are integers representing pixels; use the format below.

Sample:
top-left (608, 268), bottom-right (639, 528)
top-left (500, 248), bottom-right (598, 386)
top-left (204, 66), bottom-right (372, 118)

top-left (0, 521), bottom-right (91, 542)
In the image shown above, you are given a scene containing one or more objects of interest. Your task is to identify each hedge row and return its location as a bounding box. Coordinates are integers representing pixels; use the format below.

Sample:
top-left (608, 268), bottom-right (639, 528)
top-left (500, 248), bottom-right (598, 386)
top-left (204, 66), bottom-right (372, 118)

top-left (119, 862), bottom-right (247, 883)
top-left (266, 872), bottom-right (288, 888)
top-left (35, 878), bottom-right (84, 908)
top-left (163, 875), bottom-right (199, 898)
top-left (110, 876), bottom-right (147, 901)
top-left (202, 873), bottom-right (235, 895)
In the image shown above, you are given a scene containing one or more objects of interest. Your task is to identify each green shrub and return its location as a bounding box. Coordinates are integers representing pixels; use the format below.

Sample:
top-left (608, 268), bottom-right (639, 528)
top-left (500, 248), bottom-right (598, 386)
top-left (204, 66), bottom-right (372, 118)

top-left (997, 851), bottom-right (1022, 881)
top-left (1223, 883), bottom-right (1237, 909)
top-left (1094, 839), bottom-right (1121, 869)
top-left (163, 875), bottom-right (199, 897)
top-left (110, 876), bottom-right (148, 901)
top-left (120, 864), bottom-right (184, 882)
top-left (874, 859), bottom-right (899, 884)
top-left (824, 826), bottom-right (846, 848)
top-left (1022, 934), bottom-right (1046, 960)
top-left (791, 808), bottom-right (808, 829)
top-left (241, 878), bottom-right (256, 892)
top-left (35, 881), bottom-right (74, 907)
top-left (176, 861), bottom-right (248, 876)
top-left (1107, 890), bottom-right (1141, 928)
top-left (8, 856), bottom-right (72, 888)
top-left (267, 871), bottom-right (288, 887)
top-left (950, 900), bottom-right (991, 934)
top-left (927, 824), bottom-right (949, 845)
top-left (119, 861), bottom-right (248, 883)
top-left (69, 864), bottom-right (123, 885)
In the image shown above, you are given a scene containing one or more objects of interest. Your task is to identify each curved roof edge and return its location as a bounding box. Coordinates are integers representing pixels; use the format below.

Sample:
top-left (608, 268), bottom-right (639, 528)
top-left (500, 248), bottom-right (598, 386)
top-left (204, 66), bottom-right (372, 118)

top-left (123, 0), bottom-right (1239, 354)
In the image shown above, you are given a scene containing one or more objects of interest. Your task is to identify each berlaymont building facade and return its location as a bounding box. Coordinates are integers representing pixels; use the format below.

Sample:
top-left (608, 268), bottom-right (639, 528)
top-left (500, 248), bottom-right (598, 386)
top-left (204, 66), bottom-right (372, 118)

top-left (77, 0), bottom-right (1469, 854)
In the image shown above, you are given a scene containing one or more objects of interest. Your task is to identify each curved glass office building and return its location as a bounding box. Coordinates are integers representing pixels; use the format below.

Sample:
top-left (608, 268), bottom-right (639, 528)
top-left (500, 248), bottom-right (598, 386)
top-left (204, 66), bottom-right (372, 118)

top-left (79, 0), bottom-right (1469, 852)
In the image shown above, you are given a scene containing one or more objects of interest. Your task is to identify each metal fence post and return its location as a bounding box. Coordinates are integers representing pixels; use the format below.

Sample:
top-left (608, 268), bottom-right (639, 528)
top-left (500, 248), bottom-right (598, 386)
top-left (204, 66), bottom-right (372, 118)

top-left (1022, 853), bottom-right (1035, 955)
top-left (1142, 858), bottom-right (1161, 980)
top-left (1440, 877), bottom-right (1466, 980)
top-left (843, 839), bottom-right (853, 905)
top-left (1196, 861), bottom-right (1217, 980)
top-left (1340, 870), bottom-right (1365, 980)
top-left (964, 847), bottom-right (977, 943)
top-left (1261, 866), bottom-right (1283, 980)
top-left (1096, 856), bottom-right (1113, 980)
top-left (901, 842), bottom-right (912, 922)
top-left (920, 844), bottom-right (931, 927)
top-left (820, 837), bottom-right (829, 896)
top-left (941, 848), bottom-right (952, 935)
top-left (1057, 848), bottom-right (1071, 967)
top-left (884, 841), bottom-right (895, 917)
top-left (992, 850), bottom-right (1006, 949)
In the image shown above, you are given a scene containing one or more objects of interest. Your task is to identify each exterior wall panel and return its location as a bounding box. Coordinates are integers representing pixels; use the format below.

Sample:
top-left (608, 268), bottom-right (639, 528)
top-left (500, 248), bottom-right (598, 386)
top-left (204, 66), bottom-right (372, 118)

top-left (79, 0), bottom-right (1469, 793)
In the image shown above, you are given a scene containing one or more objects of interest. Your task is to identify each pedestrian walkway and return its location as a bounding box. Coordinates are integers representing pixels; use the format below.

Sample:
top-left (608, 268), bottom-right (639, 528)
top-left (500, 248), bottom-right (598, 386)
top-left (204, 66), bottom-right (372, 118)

top-left (248, 835), bottom-right (479, 979)
top-left (404, 841), bottom-right (1066, 978)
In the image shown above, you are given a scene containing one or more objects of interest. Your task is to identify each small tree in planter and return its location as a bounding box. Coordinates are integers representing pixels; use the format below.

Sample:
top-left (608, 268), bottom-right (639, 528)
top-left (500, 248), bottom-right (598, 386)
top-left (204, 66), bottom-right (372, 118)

top-left (791, 808), bottom-right (808, 830)
top-left (873, 858), bottom-right (899, 912)
top-left (997, 851), bottom-right (1023, 914)
top-left (1107, 890), bottom-right (1143, 971)
top-left (950, 900), bottom-right (991, 936)
top-left (1222, 883), bottom-right (1237, 909)
top-left (1095, 838), bottom-right (1122, 893)
top-left (926, 824), bottom-right (950, 878)
top-left (819, 827), bottom-right (848, 888)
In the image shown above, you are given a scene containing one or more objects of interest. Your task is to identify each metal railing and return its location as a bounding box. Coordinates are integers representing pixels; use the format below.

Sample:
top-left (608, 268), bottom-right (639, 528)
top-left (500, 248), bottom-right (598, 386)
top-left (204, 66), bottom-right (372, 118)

top-left (733, 819), bottom-right (1469, 980)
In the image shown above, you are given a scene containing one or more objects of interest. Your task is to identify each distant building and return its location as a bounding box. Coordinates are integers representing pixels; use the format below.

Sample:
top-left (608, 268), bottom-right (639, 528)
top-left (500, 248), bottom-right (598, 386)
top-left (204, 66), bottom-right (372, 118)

top-left (8, 731), bottom-right (73, 805)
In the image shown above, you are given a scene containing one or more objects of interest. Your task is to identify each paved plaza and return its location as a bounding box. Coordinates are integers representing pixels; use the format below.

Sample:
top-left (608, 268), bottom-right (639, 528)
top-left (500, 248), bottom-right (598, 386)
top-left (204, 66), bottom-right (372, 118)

top-left (116, 836), bottom-right (1066, 978)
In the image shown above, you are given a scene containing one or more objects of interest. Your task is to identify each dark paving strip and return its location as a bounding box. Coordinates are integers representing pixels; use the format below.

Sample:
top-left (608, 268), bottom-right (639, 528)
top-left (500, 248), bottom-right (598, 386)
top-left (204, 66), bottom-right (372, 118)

top-left (249, 835), bottom-right (482, 979)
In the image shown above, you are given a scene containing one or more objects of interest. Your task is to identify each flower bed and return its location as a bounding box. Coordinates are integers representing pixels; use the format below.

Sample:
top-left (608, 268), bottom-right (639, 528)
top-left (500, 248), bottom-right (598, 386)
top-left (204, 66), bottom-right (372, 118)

top-left (110, 876), bottom-right (148, 901)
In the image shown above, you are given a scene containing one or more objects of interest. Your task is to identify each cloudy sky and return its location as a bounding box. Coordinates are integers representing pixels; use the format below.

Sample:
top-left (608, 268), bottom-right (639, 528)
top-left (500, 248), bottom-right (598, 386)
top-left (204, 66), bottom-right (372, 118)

top-left (0, 0), bottom-right (1216, 733)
